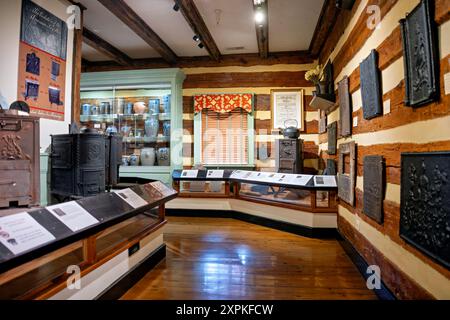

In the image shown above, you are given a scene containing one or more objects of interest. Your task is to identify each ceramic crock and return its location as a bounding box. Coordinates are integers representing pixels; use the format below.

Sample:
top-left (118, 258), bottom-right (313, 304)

top-left (129, 154), bottom-right (140, 166)
top-left (141, 148), bottom-right (156, 166)
top-left (149, 98), bottom-right (160, 115)
top-left (82, 104), bottom-right (91, 115)
top-left (162, 121), bottom-right (170, 137)
top-left (162, 95), bottom-right (171, 114)
top-left (125, 102), bottom-right (134, 115)
top-left (114, 98), bottom-right (124, 114)
top-left (145, 115), bottom-right (159, 138)
top-left (157, 147), bottom-right (170, 166)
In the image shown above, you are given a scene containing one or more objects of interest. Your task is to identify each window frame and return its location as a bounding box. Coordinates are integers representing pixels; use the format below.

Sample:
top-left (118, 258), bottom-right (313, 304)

top-left (193, 103), bottom-right (255, 168)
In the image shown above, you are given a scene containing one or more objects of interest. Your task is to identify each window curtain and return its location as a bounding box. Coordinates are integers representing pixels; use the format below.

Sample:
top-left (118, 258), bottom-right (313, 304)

top-left (194, 94), bottom-right (253, 114)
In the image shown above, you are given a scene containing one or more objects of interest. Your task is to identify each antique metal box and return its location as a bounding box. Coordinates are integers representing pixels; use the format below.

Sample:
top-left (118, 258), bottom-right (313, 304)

top-left (400, 152), bottom-right (450, 268)
top-left (0, 112), bottom-right (40, 207)
top-left (50, 132), bottom-right (106, 199)
top-left (105, 133), bottom-right (122, 190)
top-left (275, 138), bottom-right (303, 174)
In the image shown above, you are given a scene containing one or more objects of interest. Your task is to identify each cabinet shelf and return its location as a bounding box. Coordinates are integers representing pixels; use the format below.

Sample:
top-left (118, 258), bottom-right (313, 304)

top-left (80, 113), bottom-right (171, 123)
top-left (122, 136), bottom-right (170, 144)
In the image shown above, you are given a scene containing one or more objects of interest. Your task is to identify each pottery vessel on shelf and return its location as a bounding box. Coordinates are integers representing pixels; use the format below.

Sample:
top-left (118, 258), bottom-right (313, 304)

top-left (101, 102), bottom-right (111, 114)
top-left (135, 129), bottom-right (144, 138)
top-left (149, 98), bottom-right (160, 114)
top-left (120, 125), bottom-right (131, 136)
top-left (162, 95), bottom-right (171, 114)
top-left (129, 154), bottom-right (140, 166)
top-left (145, 115), bottom-right (159, 138)
top-left (114, 98), bottom-right (124, 114)
top-left (121, 156), bottom-right (129, 166)
top-left (125, 102), bottom-right (133, 115)
top-left (106, 125), bottom-right (118, 134)
top-left (82, 104), bottom-right (91, 115)
top-left (90, 105), bottom-right (99, 115)
top-left (141, 148), bottom-right (156, 166)
top-left (157, 147), bottom-right (170, 166)
top-left (133, 101), bottom-right (146, 114)
top-left (162, 121), bottom-right (170, 137)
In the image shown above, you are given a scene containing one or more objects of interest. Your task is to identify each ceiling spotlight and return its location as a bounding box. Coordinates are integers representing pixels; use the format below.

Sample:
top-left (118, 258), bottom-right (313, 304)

top-left (255, 7), bottom-right (265, 24)
top-left (198, 43), bottom-right (204, 49)
top-left (173, 2), bottom-right (180, 11)
top-left (193, 35), bottom-right (201, 42)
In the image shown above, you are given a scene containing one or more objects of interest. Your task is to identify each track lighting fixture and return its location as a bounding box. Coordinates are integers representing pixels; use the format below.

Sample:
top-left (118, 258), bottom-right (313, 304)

top-left (193, 34), bottom-right (201, 42)
top-left (173, 2), bottom-right (180, 12)
top-left (198, 43), bottom-right (204, 49)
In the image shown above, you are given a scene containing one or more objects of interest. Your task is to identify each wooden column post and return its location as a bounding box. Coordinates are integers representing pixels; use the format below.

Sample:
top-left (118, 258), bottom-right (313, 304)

top-left (70, 3), bottom-right (85, 124)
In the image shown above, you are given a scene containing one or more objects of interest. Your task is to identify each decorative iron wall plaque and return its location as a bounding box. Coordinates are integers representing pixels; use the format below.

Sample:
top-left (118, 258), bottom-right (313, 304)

top-left (328, 122), bottom-right (337, 155)
top-left (400, 152), bottom-right (450, 268)
top-left (363, 156), bottom-right (384, 224)
top-left (360, 50), bottom-right (382, 120)
top-left (319, 110), bottom-right (327, 134)
top-left (339, 76), bottom-right (352, 137)
top-left (400, 0), bottom-right (439, 108)
top-left (338, 141), bottom-right (356, 206)
top-left (324, 159), bottom-right (336, 176)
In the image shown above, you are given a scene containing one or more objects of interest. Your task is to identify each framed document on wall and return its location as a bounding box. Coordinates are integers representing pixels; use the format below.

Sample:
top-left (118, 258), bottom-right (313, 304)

top-left (271, 89), bottom-right (304, 131)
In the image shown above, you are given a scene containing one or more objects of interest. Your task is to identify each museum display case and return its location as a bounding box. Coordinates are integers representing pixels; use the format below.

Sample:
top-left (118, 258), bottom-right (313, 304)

top-left (0, 181), bottom-right (177, 299)
top-left (172, 170), bottom-right (338, 212)
top-left (80, 69), bottom-right (185, 184)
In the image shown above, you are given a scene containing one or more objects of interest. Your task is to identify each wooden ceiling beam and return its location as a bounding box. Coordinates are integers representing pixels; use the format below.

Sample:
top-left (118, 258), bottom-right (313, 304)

top-left (308, 0), bottom-right (340, 58)
top-left (81, 50), bottom-right (314, 72)
top-left (175, 0), bottom-right (221, 61)
top-left (82, 28), bottom-right (134, 66)
top-left (97, 0), bottom-right (178, 64)
top-left (252, 0), bottom-right (269, 59)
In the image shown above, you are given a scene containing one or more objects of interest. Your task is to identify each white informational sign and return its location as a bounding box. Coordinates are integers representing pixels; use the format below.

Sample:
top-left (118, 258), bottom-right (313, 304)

top-left (47, 202), bottom-right (99, 232)
top-left (0, 213), bottom-right (55, 255)
top-left (287, 174), bottom-right (314, 186)
top-left (181, 170), bottom-right (199, 178)
top-left (206, 170), bottom-right (224, 179)
top-left (230, 170), bottom-right (252, 180)
top-left (115, 188), bottom-right (148, 209)
top-left (314, 175), bottom-right (337, 187)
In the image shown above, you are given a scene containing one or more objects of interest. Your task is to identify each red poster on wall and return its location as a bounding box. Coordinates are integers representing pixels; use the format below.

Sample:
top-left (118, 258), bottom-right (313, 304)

top-left (17, 0), bottom-right (68, 121)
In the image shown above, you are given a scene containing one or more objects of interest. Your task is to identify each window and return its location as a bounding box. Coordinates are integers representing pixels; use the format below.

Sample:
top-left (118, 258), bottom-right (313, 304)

top-left (194, 108), bottom-right (254, 166)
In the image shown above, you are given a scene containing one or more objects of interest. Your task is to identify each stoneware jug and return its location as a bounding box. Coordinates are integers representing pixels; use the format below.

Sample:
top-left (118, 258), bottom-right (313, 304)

top-left (129, 154), bottom-right (140, 166)
top-left (145, 115), bottom-right (159, 138)
top-left (157, 147), bottom-right (170, 166)
top-left (162, 95), bottom-right (171, 114)
top-left (141, 148), bottom-right (156, 166)
top-left (163, 120), bottom-right (171, 137)
top-left (125, 102), bottom-right (134, 115)
top-left (82, 104), bottom-right (91, 115)
top-left (149, 98), bottom-right (160, 114)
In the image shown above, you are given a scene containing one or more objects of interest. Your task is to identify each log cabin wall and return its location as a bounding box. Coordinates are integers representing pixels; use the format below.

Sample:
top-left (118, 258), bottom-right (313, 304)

top-left (180, 62), bottom-right (320, 172)
top-left (318, 0), bottom-right (450, 299)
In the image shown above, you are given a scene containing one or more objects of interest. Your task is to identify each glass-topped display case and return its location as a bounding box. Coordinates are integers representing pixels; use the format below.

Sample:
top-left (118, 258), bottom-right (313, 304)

top-left (80, 69), bottom-right (185, 183)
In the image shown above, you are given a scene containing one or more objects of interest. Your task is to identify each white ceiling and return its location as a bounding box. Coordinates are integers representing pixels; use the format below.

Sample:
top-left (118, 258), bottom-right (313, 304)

top-left (80, 0), bottom-right (325, 62)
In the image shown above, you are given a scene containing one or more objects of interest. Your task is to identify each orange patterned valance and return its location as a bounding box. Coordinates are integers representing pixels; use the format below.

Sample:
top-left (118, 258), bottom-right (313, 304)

top-left (194, 94), bottom-right (253, 114)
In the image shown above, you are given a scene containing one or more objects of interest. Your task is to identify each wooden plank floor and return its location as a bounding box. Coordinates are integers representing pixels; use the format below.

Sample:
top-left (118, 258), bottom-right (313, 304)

top-left (121, 217), bottom-right (377, 300)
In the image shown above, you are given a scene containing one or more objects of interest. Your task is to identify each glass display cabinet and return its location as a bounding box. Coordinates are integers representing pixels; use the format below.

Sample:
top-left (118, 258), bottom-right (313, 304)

top-left (80, 69), bottom-right (185, 184)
